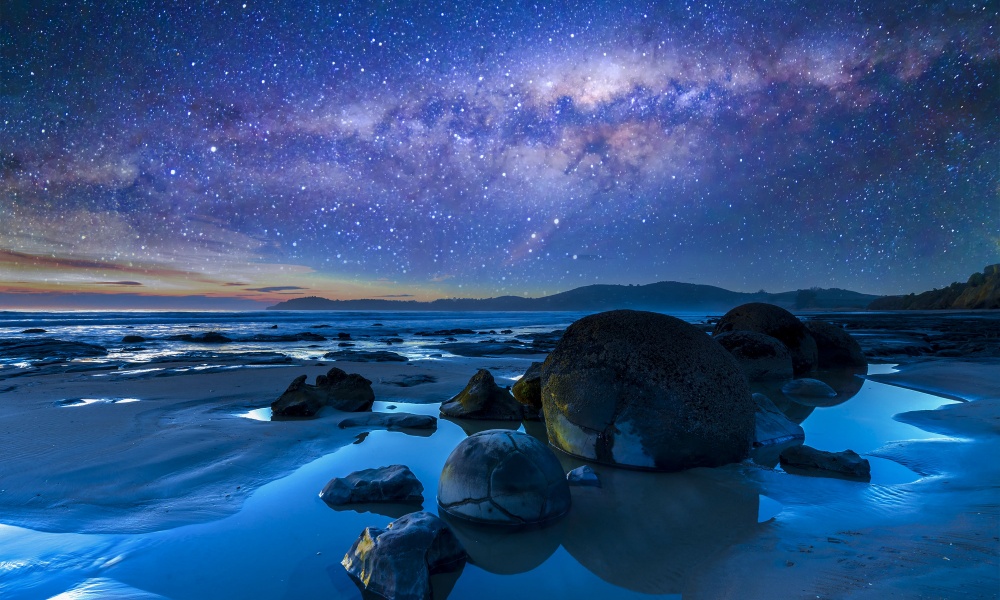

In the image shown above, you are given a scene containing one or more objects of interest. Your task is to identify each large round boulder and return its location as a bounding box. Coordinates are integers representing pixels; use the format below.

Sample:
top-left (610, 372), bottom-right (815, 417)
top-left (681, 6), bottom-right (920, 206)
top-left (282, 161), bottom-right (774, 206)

top-left (713, 303), bottom-right (818, 374)
top-left (804, 321), bottom-right (867, 368)
top-left (541, 310), bottom-right (754, 471)
top-left (437, 430), bottom-right (570, 526)
top-left (714, 330), bottom-right (794, 381)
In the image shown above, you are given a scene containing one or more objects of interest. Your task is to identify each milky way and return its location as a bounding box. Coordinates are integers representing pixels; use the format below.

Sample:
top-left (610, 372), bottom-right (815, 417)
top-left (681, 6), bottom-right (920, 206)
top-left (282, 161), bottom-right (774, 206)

top-left (1, 1), bottom-right (997, 305)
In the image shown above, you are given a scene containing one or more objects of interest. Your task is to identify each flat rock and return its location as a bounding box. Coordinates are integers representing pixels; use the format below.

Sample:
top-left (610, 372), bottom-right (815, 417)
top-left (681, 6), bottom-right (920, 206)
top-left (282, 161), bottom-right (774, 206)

top-left (713, 303), bottom-right (818, 375)
top-left (566, 465), bottom-right (601, 488)
top-left (714, 330), bottom-right (794, 381)
top-left (440, 369), bottom-right (524, 420)
top-left (752, 393), bottom-right (805, 447)
top-left (782, 378), bottom-right (837, 399)
top-left (383, 374), bottom-right (437, 387)
top-left (0, 338), bottom-right (109, 360)
top-left (320, 465), bottom-right (424, 506)
top-left (512, 361), bottom-right (543, 410)
top-left (271, 368), bottom-right (374, 417)
top-left (434, 342), bottom-right (539, 357)
top-left (542, 310), bottom-right (754, 471)
top-left (779, 445), bottom-right (871, 481)
top-left (438, 429), bottom-right (571, 525)
top-left (805, 321), bottom-right (867, 368)
top-left (324, 350), bottom-right (408, 362)
top-left (342, 511), bottom-right (466, 600)
top-left (338, 412), bottom-right (438, 431)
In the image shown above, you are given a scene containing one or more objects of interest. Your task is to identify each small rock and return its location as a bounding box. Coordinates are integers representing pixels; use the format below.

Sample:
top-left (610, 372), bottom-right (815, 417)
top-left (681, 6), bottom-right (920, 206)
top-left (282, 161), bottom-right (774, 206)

top-left (121, 335), bottom-right (146, 343)
top-left (338, 412), bottom-right (438, 431)
top-left (21, 328), bottom-right (46, 334)
top-left (342, 511), bottom-right (466, 600)
top-left (752, 393), bottom-right (805, 447)
top-left (320, 465), bottom-right (424, 506)
top-left (337, 332), bottom-right (352, 340)
top-left (782, 378), bottom-right (837, 399)
top-left (325, 350), bottom-right (408, 362)
top-left (440, 369), bottom-right (524, 420)
top-left (779, 445), bottom-right (871, 481)
top-left (566, 465), bottom-right (601, 488)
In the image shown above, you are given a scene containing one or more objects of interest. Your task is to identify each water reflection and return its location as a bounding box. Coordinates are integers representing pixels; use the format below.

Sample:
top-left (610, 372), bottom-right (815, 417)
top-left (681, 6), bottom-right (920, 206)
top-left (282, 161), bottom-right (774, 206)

top-left (442, 515), bottom-right (564, 575)
top-left (439, 415), bottom-right (520, 436)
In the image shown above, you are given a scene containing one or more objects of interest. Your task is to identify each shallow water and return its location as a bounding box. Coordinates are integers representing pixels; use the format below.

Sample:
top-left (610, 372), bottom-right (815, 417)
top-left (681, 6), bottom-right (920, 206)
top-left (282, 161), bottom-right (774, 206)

top-left (0, 367), bottom-right (962, 599)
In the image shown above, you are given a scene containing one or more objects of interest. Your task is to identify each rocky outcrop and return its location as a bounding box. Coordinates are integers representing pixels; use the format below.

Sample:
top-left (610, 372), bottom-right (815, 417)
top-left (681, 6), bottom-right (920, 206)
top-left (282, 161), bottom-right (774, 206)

top-left (542, 310), bottom-right (754, 471)
top-left (438, 429), bottom-right (571, 525)
top-left (338, 412), bottom-right (437, 431)
top-left (779, 445), bottom-right (871, 481)
top-left (342, 511), bottom-right (466, 600)
top-left (511, 362), bottom-right (543, 411)
top-left (714, 331), bottom-right (794, 381)
top-left (440, 369), bottom-right (524, 421)
top-left (320, 465), bottom-right (424, 506)
top-left (271, 368), bottom-right (374, 417)
top-left (804, 321), bottom-right (867, 368)
top-left (713, 303), bottom-right (818, 375)
top-left (752, 393), bottom-right (805, 447)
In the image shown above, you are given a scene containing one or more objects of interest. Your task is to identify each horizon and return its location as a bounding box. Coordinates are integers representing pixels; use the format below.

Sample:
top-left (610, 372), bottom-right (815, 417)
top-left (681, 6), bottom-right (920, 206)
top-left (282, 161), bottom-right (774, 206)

top-left (2, 1), bottom-right (997, 309)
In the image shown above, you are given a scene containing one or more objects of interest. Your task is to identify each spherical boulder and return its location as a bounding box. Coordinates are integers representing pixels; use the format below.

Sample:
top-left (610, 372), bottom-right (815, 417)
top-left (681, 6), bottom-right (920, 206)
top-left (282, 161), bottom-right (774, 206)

top-left (714, 330), bottom-right (794, 381)
top-left (541, 310), bottom-right (754, 471)
top-left (713, 303), bottom-right (818, 375)
top-left (437, 430), bottom-right (570, 526)
top-left (804, 321), bottom-right (867, 368)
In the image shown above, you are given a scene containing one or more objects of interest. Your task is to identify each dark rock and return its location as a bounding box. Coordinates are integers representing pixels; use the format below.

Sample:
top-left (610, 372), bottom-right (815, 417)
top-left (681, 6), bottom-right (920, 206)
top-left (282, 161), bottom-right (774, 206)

top-left (440, 369), bottom-right (524, 420)
top-left (337, 332), bottom-right (352, 340)
top-left (713, 303), bottom-right (818, 374)
top-left (311, 324), bottom-right (332, 328)
top-left (542, 310), bottom-right (754, 471)
top-left (435, 342), bottom-right (540, 357)
top-left (416, 329), bottom-right (476, 336)
top-left (0, 339), bottom-right (108, 360)
top-left (342, 511), bottom-right (466, 600)
top-left (438, 429), bottom-right (571, 525)
top-left (566, 465), bottom-right (601, 488)
top-left (500, 329), bottom-right (513, 334)
top-left (384, 337), bottom-right (405, 344)
top-left (805, 321), bottom-right (867, 368)
top-left (339, 412), bottom-right (438, 431)
top-left (169, 331), bottom-right (233, 343)
top-left (320, 465), bottom-right (424, 506)
top-left (715, 330), bottom-right (794, 381)
top-left (324, 350), bottom-right (408, 362)
top-left (121, 335), bottom-right (146, 343)
top-left (752, 393), bottom-right (805, 447)
top-left (384, 374), bottom-right (437, 387)
top-left (511, 361), bottom-right (543, 410)
top-left (21, 328), bottom-right (46, 334)
top-left (337, 342), bottom-right (355, 347)
top-left (782, 378), bottom-right (837, 399)
top-left (271, 368), bottom-right (374, 417)
top-left (270, 325), bottom-right (278, 329)
top-left (779, 445), bottom-right (871, 481)
top-left (246, 332), bottom-right (326, 342)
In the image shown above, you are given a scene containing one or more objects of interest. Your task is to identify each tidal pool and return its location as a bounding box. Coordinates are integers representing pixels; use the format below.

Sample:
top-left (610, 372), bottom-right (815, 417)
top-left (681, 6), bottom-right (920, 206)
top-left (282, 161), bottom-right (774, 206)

top-left (0, 373), bottom-right (959, 599)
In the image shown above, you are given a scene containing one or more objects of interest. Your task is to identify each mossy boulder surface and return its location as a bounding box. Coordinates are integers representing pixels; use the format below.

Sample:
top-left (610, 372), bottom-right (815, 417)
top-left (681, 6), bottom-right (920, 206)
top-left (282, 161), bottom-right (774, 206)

top-left (541, 310), bottom-right (754, 471)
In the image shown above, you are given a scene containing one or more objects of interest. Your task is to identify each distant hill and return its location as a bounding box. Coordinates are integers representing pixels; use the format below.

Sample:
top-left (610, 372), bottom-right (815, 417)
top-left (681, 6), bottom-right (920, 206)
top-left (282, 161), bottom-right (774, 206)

top-left (267, 281), bottom-right (881, 312)
top-left (868, 264), bottom-right (1000, 310)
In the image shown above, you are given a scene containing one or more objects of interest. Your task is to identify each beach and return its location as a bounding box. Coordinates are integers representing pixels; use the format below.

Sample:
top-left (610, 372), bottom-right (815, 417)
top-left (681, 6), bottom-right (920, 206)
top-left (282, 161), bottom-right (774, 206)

top-left (0, 311), bottom-right (997, 598)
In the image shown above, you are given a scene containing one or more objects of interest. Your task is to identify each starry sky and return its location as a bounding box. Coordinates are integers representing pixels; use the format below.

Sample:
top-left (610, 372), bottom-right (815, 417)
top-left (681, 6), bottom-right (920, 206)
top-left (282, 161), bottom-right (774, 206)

top-left (1, 0), bottom-right (997, 308)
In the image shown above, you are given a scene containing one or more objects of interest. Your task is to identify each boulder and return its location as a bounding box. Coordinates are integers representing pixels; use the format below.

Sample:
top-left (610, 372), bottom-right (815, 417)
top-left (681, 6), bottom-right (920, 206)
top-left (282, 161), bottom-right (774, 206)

top-left (438, 429), bottom-right (571, 525)
top-left (752, 393), bottom-right (805, 447)
top-left (342, 511), bottom-right (466, 600)
top-left (782, 378), bottom-right (837, 399)
top-left (542, 310), bottom-right (754, 471)
top-left (804, 321), bottom-right (867, 368)
top-left (714, 331), bottom-right (794, 381)
top-left (440, 369), bottom-right (524, 421)
top-left (779, 445), bottom-right (871, 481)
top-left (324, 350), bottom-right (408, 362)
top-left (270, 367), bottom-right (374, 418)
top-left (21, 328), bottom-right (46, 334)
top-left (511, 362), bottom-right (543, 410)
top-left (713, 303), bottom-right (818, 374)
top-left (566, 465), bottom-right (601, 488)
top-left (338, 412), bottom-right (438, 431)
top-left (320, 465), bottom-right (424, 506)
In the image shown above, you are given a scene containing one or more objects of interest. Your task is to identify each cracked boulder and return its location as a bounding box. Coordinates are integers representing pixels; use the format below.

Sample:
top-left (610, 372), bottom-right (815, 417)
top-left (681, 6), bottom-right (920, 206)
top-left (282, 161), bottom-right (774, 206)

top-left (438, 429), bottom-right (570, 526)
top-left (271, 367), bottom-right (375, 418)
top-left (713, 302), bottom-right (818, 375)
top-left (542, 310), bottom-right (754, 471)
top-left (440, 369), bottom-right (524, 421)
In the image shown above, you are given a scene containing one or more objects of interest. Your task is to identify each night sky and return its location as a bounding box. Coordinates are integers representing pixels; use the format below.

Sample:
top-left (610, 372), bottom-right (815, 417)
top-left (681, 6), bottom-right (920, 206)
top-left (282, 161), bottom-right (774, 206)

top-left (1, 1), bottom-right (997, 307)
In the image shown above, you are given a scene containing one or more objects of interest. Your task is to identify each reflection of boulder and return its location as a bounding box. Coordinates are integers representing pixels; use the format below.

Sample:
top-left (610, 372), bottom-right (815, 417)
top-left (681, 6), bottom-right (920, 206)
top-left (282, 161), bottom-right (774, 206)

top-left (561, 468), bottom-right (760, 594)
top-left (338, 412), bottom-right (437, 432)
top-left (715, 331), bottom-right (794, 381)
top-left (752, 393), bottom-right (804, 447)
top-left (713, 303), bottom-right (818, 375)
top-left (784, 367), bottom-right (867, 408)
top-left (438, 430), bottom-right (571, 526)
top-left (440, 512), bottom-right (564, 575)
top-left (439, 415), bottom-right (520, 437)
top-left (441, 369), bottom-right (524, 420)
top-left (782, 378), bottom-right (837, 399)
top-left (805, 321), bottom-right (867, 368)
top-left (542, 310), bottom-right (753, 471)
top-left (751, 381), bottom-right (816, 424)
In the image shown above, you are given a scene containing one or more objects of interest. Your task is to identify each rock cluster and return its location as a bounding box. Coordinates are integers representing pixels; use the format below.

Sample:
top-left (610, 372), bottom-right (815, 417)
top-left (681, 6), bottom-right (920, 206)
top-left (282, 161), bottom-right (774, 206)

top-left (271, 367), bottom-right (374, 417)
